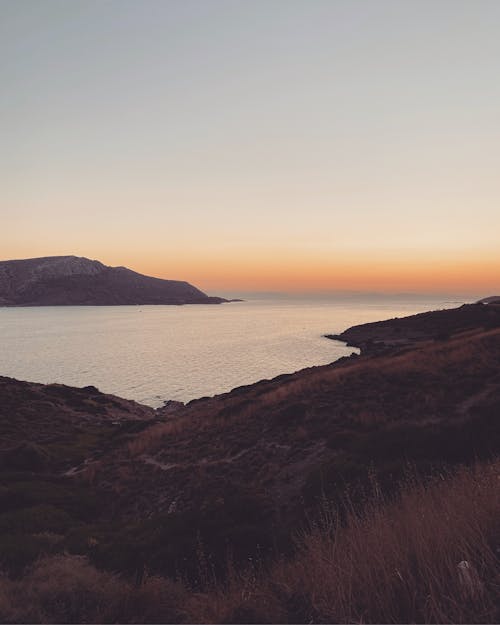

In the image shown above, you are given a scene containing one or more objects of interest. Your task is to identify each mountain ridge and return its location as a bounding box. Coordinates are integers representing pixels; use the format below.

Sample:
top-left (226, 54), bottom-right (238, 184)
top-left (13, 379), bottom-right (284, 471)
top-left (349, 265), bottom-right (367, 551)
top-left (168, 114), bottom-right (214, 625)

top-left (0, 255), bottom-right (226, 306)
top-left (477, 295), bottom-right (500, 304)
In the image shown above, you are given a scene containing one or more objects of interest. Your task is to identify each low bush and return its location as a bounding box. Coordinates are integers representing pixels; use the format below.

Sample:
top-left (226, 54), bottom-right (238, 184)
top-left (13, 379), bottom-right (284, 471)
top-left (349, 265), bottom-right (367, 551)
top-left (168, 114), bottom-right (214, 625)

top-left (0, 505), bottom-right (75, 535)
top-left (0, 554), bottom-right (187, 623)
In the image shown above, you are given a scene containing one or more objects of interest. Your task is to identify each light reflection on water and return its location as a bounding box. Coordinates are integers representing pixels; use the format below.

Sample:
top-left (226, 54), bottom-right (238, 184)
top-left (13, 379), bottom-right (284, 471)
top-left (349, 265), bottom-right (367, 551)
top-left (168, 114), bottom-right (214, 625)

top-left (0, 296), bottom-right (465, 407)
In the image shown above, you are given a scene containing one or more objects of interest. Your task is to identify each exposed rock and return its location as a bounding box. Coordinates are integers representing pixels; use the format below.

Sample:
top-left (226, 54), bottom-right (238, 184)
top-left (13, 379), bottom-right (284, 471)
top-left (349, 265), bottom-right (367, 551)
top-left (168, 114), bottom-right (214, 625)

top-left (0, 256), bottom-right (227, 306)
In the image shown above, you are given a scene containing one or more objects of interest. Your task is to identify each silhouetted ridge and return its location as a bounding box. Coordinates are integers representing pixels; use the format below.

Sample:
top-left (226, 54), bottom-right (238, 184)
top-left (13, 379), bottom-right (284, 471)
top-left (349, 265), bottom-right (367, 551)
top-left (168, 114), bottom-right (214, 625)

top-left (0, 256), bottom-right (226, 305)
top-left (477, 295), bottom-right (500, 304)
top-left (326, 302), bottom-right (500, 353)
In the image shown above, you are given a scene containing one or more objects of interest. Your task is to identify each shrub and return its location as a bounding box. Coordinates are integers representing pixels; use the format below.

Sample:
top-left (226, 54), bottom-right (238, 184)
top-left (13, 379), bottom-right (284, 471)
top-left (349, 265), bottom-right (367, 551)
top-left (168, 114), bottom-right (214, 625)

top-left (0, 554), bottom-right (187, 623)
top-left (0, 505), bottom-right (75, 535)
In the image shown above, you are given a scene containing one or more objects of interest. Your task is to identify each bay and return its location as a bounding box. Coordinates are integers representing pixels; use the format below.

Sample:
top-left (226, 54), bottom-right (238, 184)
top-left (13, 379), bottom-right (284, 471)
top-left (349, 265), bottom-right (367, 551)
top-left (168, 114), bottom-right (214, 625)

top-left (0, 295), bottom-right (466, 407)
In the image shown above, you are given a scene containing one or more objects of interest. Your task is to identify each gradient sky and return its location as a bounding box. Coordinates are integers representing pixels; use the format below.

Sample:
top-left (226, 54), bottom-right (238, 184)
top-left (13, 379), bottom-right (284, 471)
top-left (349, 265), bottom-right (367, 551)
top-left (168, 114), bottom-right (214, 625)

top-left (1, 0), bottom-right (499, 294)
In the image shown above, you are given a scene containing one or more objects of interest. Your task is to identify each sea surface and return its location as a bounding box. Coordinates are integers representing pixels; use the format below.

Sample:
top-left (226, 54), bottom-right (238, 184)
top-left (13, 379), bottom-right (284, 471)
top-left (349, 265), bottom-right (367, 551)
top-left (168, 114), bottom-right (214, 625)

top-left (0, 295), bottom-right (468, 407)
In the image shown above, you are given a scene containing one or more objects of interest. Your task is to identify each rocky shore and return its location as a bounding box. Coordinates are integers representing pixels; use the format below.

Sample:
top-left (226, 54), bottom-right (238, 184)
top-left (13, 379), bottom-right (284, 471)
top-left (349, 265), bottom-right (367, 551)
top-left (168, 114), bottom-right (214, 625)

top-left (326, 302), bottom-right (500, 354)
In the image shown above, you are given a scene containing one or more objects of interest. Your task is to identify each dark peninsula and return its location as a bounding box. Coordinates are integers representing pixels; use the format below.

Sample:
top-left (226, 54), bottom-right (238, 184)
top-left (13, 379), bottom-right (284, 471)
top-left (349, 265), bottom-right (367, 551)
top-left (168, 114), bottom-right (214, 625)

top-left (0, 256), bottom-right (227, 306)
top-left (478, 295), bottom-right (500, 304)
top-left (326, 302), bottom-right (500, 354)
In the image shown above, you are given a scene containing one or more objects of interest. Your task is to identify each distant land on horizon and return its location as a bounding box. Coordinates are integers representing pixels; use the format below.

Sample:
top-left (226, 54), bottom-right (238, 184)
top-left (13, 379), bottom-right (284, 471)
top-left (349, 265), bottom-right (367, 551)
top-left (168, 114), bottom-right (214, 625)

top-left (215, 289), bottom-right (480, 302)
top-left (478, 295), bottom-right (500, 305)
top-left (0, 256), bottom-right (227, 306)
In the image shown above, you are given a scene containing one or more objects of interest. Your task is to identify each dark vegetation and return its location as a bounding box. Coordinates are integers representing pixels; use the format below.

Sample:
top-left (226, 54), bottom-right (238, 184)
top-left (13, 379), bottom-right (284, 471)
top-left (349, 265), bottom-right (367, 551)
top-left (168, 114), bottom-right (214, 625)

top-left (1, 304), bottom-right (499, 622)
top-left (478, 295), bottom-right (500, 304)
top-left (326, 301), bottom-right (500, 353)
top-left (1, 461), bottom-right (499, 623)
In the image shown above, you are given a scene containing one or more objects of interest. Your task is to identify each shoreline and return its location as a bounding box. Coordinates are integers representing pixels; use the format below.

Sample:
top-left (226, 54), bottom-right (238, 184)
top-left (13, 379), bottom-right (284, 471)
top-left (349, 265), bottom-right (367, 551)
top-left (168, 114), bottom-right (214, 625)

top-left (1, 302), bottom-right (500, 621)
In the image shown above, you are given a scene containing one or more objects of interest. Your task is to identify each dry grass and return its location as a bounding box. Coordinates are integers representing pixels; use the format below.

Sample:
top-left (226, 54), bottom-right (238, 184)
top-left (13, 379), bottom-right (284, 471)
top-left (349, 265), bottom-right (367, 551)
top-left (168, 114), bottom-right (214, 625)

top-left (123, 330), bottom-right (500, 462)
top-left (186, 460), bottom-right (500, 623)
top-left (127, 418), bottom-right (192, 457)
top-left (1, 461), bottom-right (498, 623)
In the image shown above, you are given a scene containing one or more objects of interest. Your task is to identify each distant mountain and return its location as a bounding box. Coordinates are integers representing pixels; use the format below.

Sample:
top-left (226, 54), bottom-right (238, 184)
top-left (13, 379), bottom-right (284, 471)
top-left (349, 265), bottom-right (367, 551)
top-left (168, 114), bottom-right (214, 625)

top-left (477, 295), bottom-right (500, 305)
top-left (0, 256), bottom-right (226, 306)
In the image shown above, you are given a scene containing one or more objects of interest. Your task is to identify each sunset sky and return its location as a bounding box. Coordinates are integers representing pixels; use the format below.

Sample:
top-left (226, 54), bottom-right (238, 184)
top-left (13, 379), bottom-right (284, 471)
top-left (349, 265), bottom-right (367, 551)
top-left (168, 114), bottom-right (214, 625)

top-left (2, 0), bottom-right (499, 295)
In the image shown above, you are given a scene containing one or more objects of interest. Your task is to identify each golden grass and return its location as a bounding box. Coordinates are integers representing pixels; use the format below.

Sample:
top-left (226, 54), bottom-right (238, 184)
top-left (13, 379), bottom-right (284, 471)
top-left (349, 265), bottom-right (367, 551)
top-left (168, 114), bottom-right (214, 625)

top-left (127, 418), bottom-right (191, 457)
top-left (1, 460), bottom-right (499, 623)
top-left (185, 460), bottom-right (500, 623)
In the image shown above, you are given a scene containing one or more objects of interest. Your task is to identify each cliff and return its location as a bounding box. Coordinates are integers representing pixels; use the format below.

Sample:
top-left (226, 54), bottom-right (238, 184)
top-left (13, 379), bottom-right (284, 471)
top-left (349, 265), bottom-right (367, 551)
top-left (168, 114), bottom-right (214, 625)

top-left (0, 256), bottom-right (226, 306)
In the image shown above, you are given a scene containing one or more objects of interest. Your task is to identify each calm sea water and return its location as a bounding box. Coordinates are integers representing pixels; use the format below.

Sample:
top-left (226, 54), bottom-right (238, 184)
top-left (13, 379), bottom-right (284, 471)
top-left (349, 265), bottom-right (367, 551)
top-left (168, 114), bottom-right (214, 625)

top-left (0, 295), bottom-right (467, 407)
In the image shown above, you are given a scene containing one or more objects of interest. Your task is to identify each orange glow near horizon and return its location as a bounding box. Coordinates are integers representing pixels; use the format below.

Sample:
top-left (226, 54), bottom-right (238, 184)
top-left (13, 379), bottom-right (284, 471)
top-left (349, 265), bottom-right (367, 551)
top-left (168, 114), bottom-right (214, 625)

top-left (130, 250), bottom-right (500, 295)
top-left (3, 2), bottom-right (500, 299)
top-left (2, 240), bottom-right (498, 296)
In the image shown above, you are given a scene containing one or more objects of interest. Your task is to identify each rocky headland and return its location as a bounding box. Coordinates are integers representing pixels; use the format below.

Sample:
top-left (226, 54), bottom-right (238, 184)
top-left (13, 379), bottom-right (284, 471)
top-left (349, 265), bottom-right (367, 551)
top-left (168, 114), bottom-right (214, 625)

top-left (0, 256), bottom-right (227, 306)
top-left (326, 302), bottom-right (500, 354)
top-left (478, 295), bottom-right (500, 305)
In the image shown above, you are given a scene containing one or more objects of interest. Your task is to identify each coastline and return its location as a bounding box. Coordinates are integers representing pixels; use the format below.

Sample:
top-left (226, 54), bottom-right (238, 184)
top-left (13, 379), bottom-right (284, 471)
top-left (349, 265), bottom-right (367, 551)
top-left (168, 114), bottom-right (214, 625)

top-left (1, 303), bottom-right (500, 621)
top-left (325, 302), bottom-right (500, 355)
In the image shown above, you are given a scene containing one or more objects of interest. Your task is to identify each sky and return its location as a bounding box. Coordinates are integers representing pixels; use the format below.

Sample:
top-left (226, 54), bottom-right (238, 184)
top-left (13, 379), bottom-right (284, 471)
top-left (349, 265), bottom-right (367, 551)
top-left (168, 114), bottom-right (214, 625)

top-left (1, 0), bottom-right (499, 295)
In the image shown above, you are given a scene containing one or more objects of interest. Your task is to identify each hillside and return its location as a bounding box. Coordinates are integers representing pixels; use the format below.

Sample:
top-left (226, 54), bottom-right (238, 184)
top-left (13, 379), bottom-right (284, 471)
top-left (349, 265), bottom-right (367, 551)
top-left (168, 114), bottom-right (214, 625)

top-left (326, 302), bottom-right (500, 353)
top-left (75, 326), bottom-right (500, 557)
top-left (0, 377), bottom-right (156, 472)
top-left (0, 256), bottom-right (226, 305)
top-left (478, 295), bottom-right (500, 304)
top-left (1, 304), bottom-right (499, 622)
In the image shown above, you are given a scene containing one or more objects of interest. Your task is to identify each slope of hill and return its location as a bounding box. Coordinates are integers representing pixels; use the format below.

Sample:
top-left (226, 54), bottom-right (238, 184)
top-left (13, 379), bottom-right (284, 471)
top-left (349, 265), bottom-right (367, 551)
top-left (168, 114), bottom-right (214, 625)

top-left (0, 256), bottom-right (226, 305)
top-left (478, 295), bottom-right (500, 304)
top-left (0, 377), bottom-right (156, 472)
top-left (85, 326), bottom-right (500, 545)
top-left (326, 302), bottom-right (500, 353)
top-left (1, 303), bottom-right (499, 593)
